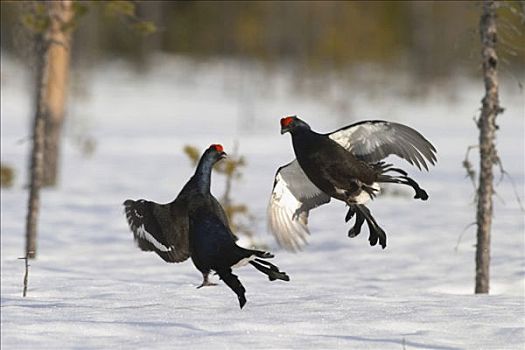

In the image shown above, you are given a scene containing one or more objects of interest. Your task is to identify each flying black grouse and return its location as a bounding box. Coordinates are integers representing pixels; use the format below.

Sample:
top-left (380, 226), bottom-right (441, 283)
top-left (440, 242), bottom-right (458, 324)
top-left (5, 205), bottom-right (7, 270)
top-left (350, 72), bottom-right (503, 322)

top-left (268, 116), bottom-right (437, 251)
top-left (124, 144), bottom-right (289, 309)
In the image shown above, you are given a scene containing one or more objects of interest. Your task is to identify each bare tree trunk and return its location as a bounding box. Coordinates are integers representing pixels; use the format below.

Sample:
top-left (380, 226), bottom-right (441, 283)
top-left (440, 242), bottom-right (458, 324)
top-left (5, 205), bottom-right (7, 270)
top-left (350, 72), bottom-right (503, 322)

top-left (42, 0), bottom-right (73, 187)
top-left (475, 0), bottom-right (503, 294)
top-left (26, 33), bottom-right (49, 259)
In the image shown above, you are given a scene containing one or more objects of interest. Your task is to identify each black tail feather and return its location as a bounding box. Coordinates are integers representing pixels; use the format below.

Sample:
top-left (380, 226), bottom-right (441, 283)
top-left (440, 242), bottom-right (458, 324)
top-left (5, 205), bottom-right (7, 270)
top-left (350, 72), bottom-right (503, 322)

top-left (217, 268), bottom-right (247, 309)
top-left (249, 260), bottom-right (290, 282)
top-left (348, 206), bottom-right (365, 237)
top-left (378, 173), bottom-right (428, 201)
top-left (252, 250), bottom-right (274, 259)
top-left (366, 219), bottom-right (380, 247)
top-left (254, 258), bottom-right (278, 271)
top-left (379, 163), bottom-right (408, 176)
top-left (356, 205), bottom-right (387, 249)
top-left (345, 206), bottom-right (356, 223)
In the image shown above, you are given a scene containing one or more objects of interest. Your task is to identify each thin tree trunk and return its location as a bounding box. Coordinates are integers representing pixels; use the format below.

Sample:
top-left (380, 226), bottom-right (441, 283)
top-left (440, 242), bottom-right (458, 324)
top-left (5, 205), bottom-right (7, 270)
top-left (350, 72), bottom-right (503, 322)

top-left (475, 0), bottom-right (502, 294)
top-left (26, 33), bottom-right (49, 259)
top-left (42, 0), bottom-right (73, 187)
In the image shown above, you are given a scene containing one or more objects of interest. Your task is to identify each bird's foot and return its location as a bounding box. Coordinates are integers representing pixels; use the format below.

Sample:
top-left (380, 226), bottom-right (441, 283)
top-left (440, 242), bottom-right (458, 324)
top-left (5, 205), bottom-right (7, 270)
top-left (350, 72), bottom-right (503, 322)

top-left (196, 281), bottom-right (218, 289)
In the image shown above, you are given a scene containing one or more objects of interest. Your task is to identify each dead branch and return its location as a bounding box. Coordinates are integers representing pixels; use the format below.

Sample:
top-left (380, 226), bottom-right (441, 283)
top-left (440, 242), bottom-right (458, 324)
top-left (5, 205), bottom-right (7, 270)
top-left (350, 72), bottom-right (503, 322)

top-left (495, 156), bottom-right (525, 212)
top-left (455, 222), bottom-right (477, 252)
top-left (463, 145), bottom-right (479, 190)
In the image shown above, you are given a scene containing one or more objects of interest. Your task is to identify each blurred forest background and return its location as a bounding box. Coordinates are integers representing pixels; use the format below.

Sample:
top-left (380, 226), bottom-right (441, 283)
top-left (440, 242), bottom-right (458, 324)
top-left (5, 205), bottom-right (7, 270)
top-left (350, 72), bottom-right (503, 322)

top-left (1, 1), bottom-right (524, 80)
top-left (1, 1), bottom-right (524, 256)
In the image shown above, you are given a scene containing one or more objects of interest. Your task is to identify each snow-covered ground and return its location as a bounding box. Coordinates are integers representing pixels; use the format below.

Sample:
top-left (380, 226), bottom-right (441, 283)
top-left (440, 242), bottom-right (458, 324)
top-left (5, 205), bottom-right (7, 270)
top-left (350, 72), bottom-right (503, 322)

top-left (1, 55), bottom-right (524, 349)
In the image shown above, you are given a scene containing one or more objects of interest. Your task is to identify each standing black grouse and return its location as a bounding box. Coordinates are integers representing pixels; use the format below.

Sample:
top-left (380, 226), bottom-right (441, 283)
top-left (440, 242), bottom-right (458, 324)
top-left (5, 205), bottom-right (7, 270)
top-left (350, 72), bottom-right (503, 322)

top-left (268, 116), bottom-right (437, 251)
top-left (124, 144), bottom-right (289, 309)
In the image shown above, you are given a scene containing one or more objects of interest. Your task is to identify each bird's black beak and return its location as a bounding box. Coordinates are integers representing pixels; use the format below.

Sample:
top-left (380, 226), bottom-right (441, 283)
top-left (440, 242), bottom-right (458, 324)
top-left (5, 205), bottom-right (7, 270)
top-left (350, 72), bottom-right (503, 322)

top-left (219, 151), bottom-right (227, 159)
top-left (280, 127), bottom-right (290, 135)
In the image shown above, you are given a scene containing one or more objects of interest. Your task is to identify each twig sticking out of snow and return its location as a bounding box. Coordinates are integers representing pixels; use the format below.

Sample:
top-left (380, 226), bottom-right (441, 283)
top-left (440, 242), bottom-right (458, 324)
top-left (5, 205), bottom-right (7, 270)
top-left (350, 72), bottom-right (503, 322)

top-left (18, 251), bottom-right (33, 297)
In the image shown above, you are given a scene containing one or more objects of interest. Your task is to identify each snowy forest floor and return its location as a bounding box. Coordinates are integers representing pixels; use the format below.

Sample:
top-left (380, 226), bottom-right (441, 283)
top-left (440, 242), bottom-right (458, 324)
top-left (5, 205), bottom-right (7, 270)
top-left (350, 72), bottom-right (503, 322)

top-left (1, 56), bottom-right (524, 349)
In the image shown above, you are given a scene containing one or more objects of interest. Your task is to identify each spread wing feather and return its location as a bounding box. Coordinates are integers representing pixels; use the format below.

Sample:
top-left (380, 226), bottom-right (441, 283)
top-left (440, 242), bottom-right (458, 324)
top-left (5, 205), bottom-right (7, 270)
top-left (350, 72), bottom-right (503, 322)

top-left (123, 199), bottom-right (190, 263)
top-left (267, 160), bottom-right (331, 252)
top-left (328, 120), bottom-right (437, 170)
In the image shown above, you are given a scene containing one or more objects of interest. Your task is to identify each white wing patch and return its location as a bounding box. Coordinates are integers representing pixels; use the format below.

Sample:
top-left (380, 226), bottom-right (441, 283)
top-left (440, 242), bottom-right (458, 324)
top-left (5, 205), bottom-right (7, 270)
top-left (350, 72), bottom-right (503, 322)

top-left (328, 124), bottom-right (358, 149)
top-left (329, 123), bottom-right (387, 156)
top-left (136, 224), bottom-right (173, 252)
top-left (268, 173), bottom-right (310, 250)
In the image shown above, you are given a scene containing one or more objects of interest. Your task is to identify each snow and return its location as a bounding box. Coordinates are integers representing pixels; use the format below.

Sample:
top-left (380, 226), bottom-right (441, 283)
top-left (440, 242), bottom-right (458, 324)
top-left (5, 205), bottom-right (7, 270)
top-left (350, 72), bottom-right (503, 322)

top-left (1, 55), bottom-right (524, 349)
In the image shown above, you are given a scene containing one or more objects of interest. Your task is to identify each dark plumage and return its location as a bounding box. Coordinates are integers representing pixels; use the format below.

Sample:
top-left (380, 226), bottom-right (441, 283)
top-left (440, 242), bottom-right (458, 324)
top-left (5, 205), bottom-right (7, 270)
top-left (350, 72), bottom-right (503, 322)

top-left (268, 116), bottom-right (437, 251)
top-left (125, 144), bottom-right (289, 309)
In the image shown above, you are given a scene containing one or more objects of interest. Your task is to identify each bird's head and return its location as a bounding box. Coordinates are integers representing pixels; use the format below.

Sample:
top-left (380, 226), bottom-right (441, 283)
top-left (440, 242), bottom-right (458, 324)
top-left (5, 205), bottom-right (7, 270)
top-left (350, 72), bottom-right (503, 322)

top-left (280, 115), bottom-right (310, 135)
top-left (207, 144), bottom-right (227, 163)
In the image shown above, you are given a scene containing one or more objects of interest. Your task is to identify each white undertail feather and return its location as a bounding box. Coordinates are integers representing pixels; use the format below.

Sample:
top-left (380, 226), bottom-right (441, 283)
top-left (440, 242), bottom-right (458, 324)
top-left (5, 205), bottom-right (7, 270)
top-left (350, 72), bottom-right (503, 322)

top-left (232, 255), bottom-right (256, 269)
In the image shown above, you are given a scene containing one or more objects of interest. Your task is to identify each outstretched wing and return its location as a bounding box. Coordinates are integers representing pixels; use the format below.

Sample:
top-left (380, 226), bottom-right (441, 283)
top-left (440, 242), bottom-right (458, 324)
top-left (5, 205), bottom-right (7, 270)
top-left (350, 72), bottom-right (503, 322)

top-left (268, 160), bottom-right (331, 252)
top-left (123, 199), bottom-right (190, 263)
top-left (328, 120), bottom-right (437, 170)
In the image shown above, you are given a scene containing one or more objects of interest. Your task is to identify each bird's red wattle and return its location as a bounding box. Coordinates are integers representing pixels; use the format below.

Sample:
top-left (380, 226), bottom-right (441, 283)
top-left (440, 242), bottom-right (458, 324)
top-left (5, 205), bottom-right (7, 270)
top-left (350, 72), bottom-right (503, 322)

top-left (281, 116), bottom-right (294, 128)
top-left (212, 144), bottom-right (224, 152)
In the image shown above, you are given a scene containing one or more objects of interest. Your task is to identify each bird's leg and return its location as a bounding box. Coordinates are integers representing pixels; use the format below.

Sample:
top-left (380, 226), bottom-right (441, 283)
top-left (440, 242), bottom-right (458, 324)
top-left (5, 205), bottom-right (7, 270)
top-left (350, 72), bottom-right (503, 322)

top-left (217, 268), bottom-right (247, 309)
top-left (196, 272), bottom-right (218, 289)
top-left (355, 204), bottom-right (387, 249)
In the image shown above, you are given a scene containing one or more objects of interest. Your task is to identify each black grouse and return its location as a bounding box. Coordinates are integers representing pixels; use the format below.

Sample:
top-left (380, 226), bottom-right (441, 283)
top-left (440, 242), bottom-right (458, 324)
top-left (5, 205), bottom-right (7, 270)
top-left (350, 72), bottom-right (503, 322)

top-left (268, 116), bottom-right (437, 251)
top-left (124, 144), bottom-right (289, 309)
